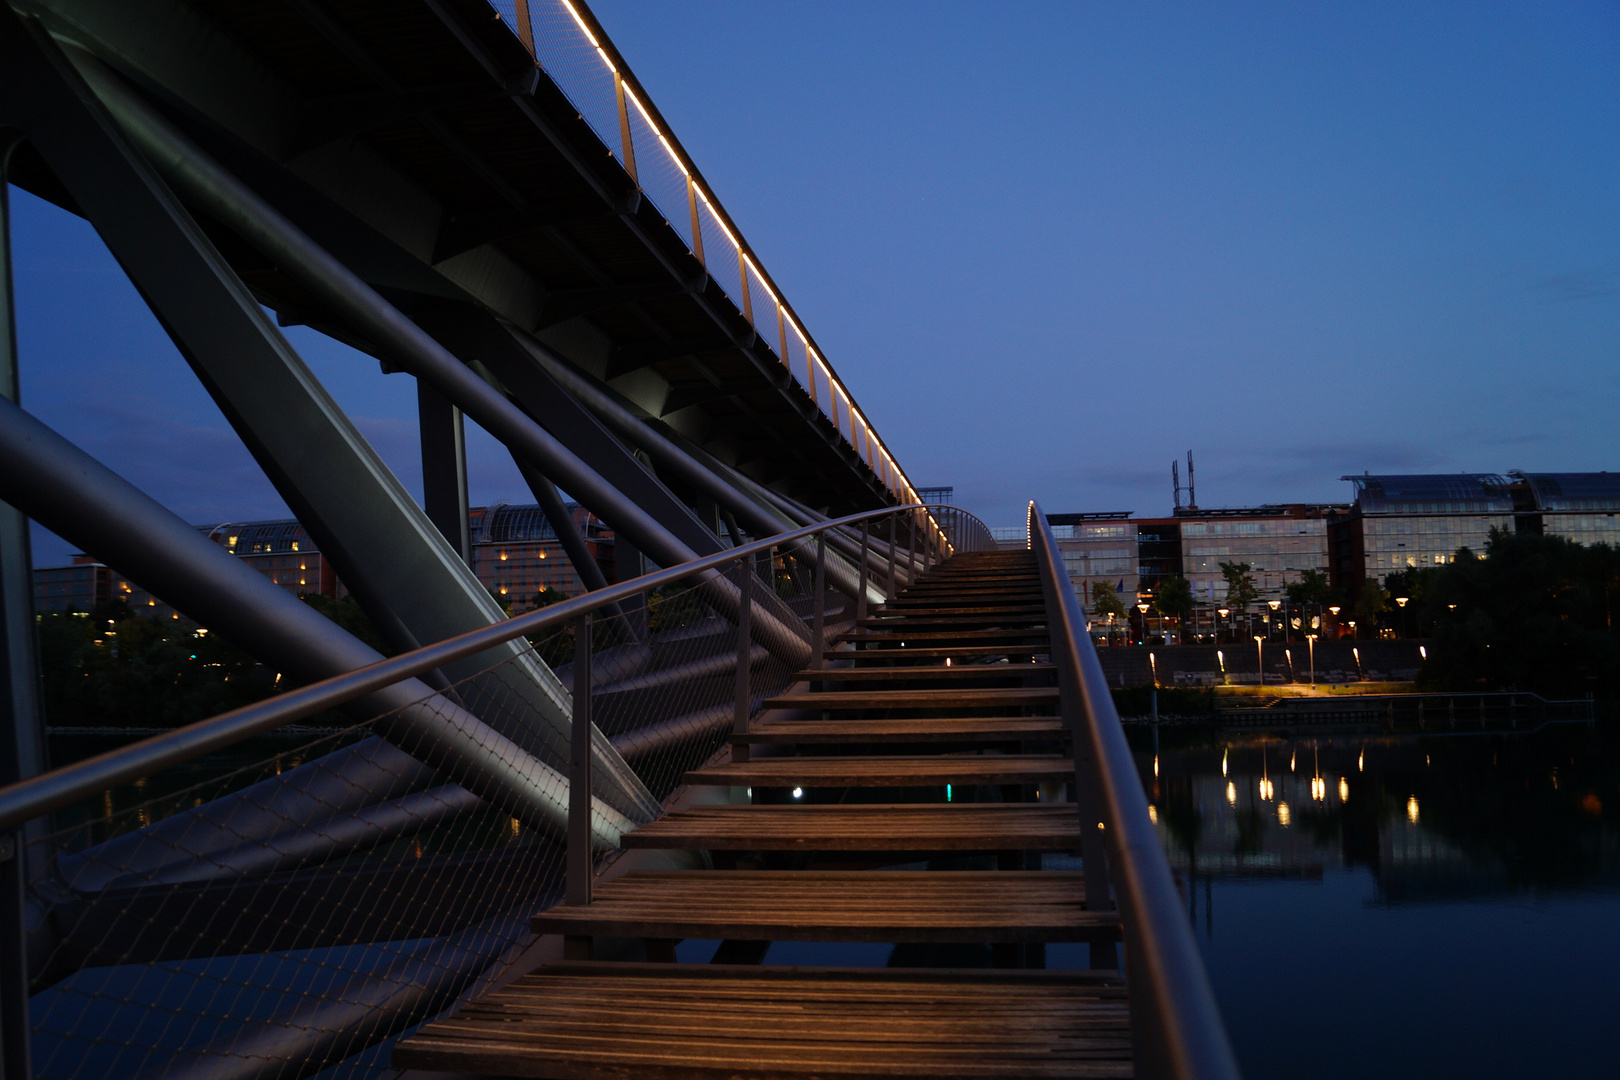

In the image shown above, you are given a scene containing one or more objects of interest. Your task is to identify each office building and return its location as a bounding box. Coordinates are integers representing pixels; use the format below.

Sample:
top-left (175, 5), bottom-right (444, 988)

top-left (35, 503), bottom-right (612, 619)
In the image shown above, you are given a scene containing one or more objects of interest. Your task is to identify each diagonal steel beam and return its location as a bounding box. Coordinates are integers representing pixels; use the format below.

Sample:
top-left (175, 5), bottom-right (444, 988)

top-left (0, 10), bottom-right (658, 820)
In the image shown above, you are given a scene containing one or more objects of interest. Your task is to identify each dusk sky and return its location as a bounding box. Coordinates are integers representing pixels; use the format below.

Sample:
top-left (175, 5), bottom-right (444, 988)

top-left (11, 1), bottom-right (1619, 564)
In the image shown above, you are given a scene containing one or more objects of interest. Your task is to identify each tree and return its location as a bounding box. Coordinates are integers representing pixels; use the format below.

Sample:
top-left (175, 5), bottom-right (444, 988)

top-left (1090, 579), bottom-right (1127, 619)
top-left (1153, 576), bottom-right (1195, 633)
top-left (1219, 561), bottom-right (1259, 612)
top-left (1284, 568), bottom-right (1333, 607)
top-left (1352, 577), bottom-right (1389, 635)
top-left (1419, 530), bottom-right (1620, 693)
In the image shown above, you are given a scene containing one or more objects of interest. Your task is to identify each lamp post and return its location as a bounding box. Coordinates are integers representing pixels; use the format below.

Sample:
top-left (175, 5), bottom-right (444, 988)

top-left (1254, 635), bottom-right (1265, 689)
top-left (1328, 605), bottom-right (1341, 638)
top-left (1268, 598), bottom-right (1282, 642)
top-left (1217, 606), bottom-right (1229, 644)
top-left (1395, 595), bottom-right (1409, 638)
top-left (1137, 602), bottom-right (1150, 645)
top-left (1306, 633), bottom-right (1317, 688)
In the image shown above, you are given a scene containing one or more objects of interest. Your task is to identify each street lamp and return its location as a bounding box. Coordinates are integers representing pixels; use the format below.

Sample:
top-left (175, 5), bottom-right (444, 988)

top-left (1306, 633), bottom-right (1317, 688)
top-left (1254, 635), bottom-right (1265, 689)
top-left (1268, 598), bottom-right (1282, 642)
top-left (1217, 607), bottom-right (1229, 644)
top-left (1329, 605), bottom-right (1341, 638)
top-left (1395, 596), bottom-right (1409, 638)
top-left (1137, 602), bottom-right (1150, 645)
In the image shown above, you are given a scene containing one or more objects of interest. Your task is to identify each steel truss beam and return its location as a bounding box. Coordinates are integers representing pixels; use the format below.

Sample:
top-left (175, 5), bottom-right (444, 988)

top-left (0, 9), bottom-right (658, 821)
top-left (76, 60), bottom-right (810, 669)
top-left (0, 392), bottom-right (634, 845)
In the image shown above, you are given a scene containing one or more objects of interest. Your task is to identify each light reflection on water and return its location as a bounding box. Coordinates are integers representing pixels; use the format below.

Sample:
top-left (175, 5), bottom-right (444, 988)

top-left (1149, 723), bottom-right (1620, 1080)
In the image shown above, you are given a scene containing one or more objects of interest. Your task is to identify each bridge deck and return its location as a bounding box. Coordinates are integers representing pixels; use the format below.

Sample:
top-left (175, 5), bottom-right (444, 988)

top-left (394, 550), bottom-right (1134, 1078)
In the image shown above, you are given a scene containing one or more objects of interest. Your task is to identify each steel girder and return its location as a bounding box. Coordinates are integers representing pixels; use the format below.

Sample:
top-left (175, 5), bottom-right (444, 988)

top-left (0, 9), bottom-right (659, 821)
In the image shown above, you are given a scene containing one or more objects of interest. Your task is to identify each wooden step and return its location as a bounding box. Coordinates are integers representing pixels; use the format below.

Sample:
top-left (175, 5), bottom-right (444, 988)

top-left (826, 645), bottom-right (1048, 661)
top-left (392, 963), bottom-right (1132, 1080)
top-left (619, 804), bottom-right (1084, 851)
top-left (531, 871), bottom-right (1116, 942)
top-left (685, 754), bottom-right (1073, 787)
top-left (741, 716), bottom-right (1067, 744)
top-left (842, 626), bottom-right (1050, 640)
top-left (872, 605), bottom-right (1047, 618)
top-left (764, 687), bottom-right (1059, 710)
top-left (862, 614), bottom-right (1046, 628)
top-left (796, 664), bottom-right (1056, 682)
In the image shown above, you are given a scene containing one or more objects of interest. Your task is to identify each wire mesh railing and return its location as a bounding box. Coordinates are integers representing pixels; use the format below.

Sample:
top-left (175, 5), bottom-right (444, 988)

top-left (487, 0), bottom-right (925, 514)
top-left (1, 503), bottom-right (994, 1079)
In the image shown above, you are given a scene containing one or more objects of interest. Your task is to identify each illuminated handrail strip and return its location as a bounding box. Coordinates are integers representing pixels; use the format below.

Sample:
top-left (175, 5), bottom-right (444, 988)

top-left (494, 0), bottom-right (933, 531)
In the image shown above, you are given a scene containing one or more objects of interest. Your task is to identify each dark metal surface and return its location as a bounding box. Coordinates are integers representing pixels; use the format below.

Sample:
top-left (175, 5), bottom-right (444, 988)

top-left (1029, 502), bottom-right (1241, 1080)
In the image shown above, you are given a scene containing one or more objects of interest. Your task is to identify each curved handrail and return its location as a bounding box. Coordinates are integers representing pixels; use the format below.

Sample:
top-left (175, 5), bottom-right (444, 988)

top-left (0, 504), bottom-right (946, 832)
top-left (1028, 501), bottom-right (1241, 1080)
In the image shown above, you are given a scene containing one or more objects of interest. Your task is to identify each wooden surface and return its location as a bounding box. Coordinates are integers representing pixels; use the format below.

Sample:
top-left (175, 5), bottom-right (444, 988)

top-left (836, 628), bottom-right (1052, 642)
top-left (763, 686), bottom-right (1060, 710)
top-left (620, 804), bottom-right (1085, 851)
top-left (685, 754), bottom-right (1074, 787)
top-left (797, 663), bottom-right (1056, 681)
top-left (824, 644), bottom-right (1049, 661)
top-left (531, 871), bottom-right (1119, 943)
top-left (740, 715), bottom-right (1067, 743)
top-left (394, 962), bottom-right (1134, 1080)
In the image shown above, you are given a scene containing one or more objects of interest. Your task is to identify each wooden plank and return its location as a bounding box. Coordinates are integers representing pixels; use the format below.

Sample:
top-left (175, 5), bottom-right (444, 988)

top-left (796, 664), bottom-right (1056, 681)
top-left (827, 645), bottom-right (1049, 661)
top-left (763, 687), bottom-right (1059, 710)
top-left (393, 963), bottom-right (1133, 1079)
top-left (741, 716), bottom-right (1066, 743)
top-left (838, 628), bottom-right (1050, 642)
top-left (686, 753), bottom-right (1072, 787)
top-left (531, 870), bottom-right (1118, 942)
top-left (620, 804), bottom-right (1085, 851)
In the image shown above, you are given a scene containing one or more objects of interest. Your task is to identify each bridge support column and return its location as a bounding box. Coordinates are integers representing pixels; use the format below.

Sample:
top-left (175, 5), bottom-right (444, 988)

top-left (0, 135), bottom-right (38, 1080)
top-left (418, 380), bottom-right (472, 566)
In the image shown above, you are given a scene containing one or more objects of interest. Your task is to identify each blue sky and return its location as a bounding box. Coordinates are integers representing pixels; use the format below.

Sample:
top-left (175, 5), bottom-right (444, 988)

top-left (10, 1), bottom-right (1619, 563)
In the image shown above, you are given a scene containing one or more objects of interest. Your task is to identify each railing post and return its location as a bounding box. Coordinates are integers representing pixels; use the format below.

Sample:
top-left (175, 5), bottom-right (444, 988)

top-left (856, 525), bottom-right (870, 626)
top-left (612, 71), bottom-right (638, 183)
top-left (810, 533), bottom-right (827, 672)
top-left (886, 514), bottom-right (897, 599)
top-left (909, 511), bottom-right (920, 582)
top-left (513, 0), bottom-right (535, 53)
top-left (734, 560), bottom-right (752, 763)
top-left (567, 613), bottom-right (592, 908)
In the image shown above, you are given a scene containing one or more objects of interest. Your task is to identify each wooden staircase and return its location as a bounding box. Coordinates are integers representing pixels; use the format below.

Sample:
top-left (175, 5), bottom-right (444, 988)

top-left (394, 549), bottom-right (1132, 1079)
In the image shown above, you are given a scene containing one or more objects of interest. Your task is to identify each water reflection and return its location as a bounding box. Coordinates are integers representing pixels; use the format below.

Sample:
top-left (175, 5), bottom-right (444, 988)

top-left (1141, 722), bottom-right (1620, 1079)
top-left (1148, 724), bottom-right (1620, 903)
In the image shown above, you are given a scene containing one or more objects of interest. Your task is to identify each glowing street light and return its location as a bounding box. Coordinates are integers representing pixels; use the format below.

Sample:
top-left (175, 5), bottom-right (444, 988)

top-left (1254, 635), bottom-right (1265, 688)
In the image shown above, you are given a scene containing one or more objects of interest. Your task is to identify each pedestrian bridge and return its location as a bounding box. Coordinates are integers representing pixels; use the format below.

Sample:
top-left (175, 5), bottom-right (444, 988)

top-left (0, 3), bottom-right (1237, 1077)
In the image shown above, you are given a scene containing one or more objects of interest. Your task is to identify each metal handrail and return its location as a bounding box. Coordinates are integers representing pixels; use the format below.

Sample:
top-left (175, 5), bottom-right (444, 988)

top-left (1028, 501), bottom-right (1241, 1080)
top-left (0, 504), bottom-right (991, 832)
top-left (495, 1), bottom-right (924, 512)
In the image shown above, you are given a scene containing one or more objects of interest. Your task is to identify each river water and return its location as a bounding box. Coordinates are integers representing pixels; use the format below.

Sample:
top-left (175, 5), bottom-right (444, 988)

top-left (1150, 721), bottom-right (1620, 1080)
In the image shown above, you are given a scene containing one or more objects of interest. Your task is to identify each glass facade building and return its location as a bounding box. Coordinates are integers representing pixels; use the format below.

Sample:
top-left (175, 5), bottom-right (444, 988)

top-left (1179, 512), bottom-right (1332, 604)
top-left (1515, 472), bottom-right (1620, 547)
